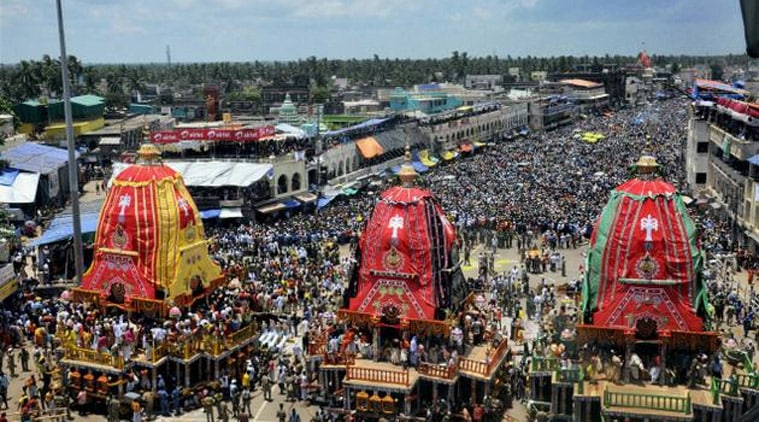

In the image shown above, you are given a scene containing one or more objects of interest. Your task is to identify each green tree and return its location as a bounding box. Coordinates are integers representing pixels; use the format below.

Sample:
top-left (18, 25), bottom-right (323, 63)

top-left (710, 64), bottom-right (724, 81)
top-left (310, 84), bottom-right (331, 104)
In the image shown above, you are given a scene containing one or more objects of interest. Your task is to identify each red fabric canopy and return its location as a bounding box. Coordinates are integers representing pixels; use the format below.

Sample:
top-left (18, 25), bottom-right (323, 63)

top-left (588, 177), bottom-right (704, 334)
top-left (348, 186), bottom-right (457, 322)
top-left (716, 97), bottom-right (759, 120)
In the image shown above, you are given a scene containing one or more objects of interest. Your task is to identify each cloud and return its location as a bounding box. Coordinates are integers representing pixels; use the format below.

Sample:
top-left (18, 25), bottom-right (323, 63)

top-left (280, 0), bottom-right (421, 19)
top-left (0, 0), bottom-right (29, 20)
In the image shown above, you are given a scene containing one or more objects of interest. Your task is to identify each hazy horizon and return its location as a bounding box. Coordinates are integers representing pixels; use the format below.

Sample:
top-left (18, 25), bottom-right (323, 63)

top-left (0, 0), bottom-right (748, 65)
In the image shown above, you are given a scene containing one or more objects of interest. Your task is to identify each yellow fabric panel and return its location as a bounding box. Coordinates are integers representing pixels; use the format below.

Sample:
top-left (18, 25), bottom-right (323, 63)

top-left (171, 242), bottom-right (222, 299)
top-left (155, 176), bottom-right (180, 291)
top-left (355, 137), bottom-right (385, 159)
top-left (166, 179), bottom-right (221, 299)
top-left (419, 150), bottom-right (437, 167)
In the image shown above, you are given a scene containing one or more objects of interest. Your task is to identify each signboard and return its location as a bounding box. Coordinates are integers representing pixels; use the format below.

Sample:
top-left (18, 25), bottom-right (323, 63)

top-left (150, 126), bottom-right (276, 144)
top-left (0, 263), bottom-right (18, 301)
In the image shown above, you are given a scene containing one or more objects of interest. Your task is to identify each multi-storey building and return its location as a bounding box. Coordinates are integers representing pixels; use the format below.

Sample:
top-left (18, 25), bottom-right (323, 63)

top-left (687, 98), bottom-right (759, 249)
top-left (419, 102), bottom-right (529, 151)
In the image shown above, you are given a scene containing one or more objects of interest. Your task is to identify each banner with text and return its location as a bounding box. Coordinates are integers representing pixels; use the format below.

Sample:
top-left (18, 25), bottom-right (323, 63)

top-left (150, 126), bottom-right (276, 144)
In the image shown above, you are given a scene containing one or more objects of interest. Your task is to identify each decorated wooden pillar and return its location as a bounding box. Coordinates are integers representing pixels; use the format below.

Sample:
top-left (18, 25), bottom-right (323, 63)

top-left (470, 379), bottom-right (477, 404)
top-left (373, 324), bottom-right (381, 362)
top-left (344, 386), bottom-right (351, 411)
top-left (432, 381), bottom-right (439, 402)
top-left (151, 366), bottom-right (157, 393)
top-left (184, 362), bottom-right (191, 387)
top-left (623, 329), bottom-right (634, 383)
top-left (660, 333), bottom-right (669, 386)
top-left (214, 360), bottom-right (220, 380)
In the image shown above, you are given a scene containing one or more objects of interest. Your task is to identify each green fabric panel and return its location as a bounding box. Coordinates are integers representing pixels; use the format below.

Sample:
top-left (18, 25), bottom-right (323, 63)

top-left (583, 191), bottom-right (622, 312)
top-left (674, 196), bottom-right (709, 312)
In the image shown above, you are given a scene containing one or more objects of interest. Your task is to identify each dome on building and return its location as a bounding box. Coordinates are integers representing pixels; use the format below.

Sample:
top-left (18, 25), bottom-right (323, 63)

top-left (345, 179), bottom-right (463, 323)
top-left (277, 93), bottom-right (301, 125)
top-left (582, 155), bottom-right (708, 336)
top-left (80, 144), bottom-right (223, 307)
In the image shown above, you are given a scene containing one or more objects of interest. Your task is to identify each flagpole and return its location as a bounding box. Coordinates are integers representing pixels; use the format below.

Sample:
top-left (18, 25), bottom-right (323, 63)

top-left (56, 0), bottom-right (84, 283)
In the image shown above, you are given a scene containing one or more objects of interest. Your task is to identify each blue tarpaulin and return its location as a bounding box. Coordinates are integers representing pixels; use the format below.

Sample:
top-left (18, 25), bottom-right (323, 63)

top-left (323, 118), bottom-right (390, 137)
top-left (748, 155), bottom-right (759, 166)
top-left (281, 199), bottom-right (301, 209)
top-left (200, 209), bottom-right (221, 219)
top-left (391, 162), bottom-right (428, 174)
top-left (317, 195), bottom-right (337, 210)
top-left (0, 169), bottom-right (20, 186)
top-left (0, 143), bottom-right (79, 174)
top-left (412, 161), bottom-right (428, 173)
top-left (28, 212), bottom-right (99, 247)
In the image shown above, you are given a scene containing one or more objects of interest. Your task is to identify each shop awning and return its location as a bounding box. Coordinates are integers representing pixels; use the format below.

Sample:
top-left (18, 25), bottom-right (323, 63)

top-left (748, 154), bottom-right (759, 166)
top-left (442, 151), bottom-right (459, 161)
top-left (317, 195), bottom-right (337, 210)
top-left (111, 161), bottom-right (273, 188)
top-left (355, 137), bottom-right (385, 159)
top-left (474, 141), bottom-right (486, 148)
top-left (281, 199), bottom-right (301, 209)
top-left (412, 161), bottom-right (428, 173)
top-left (257, 202), bottom-right (286, 214)
top-left (0, 171), bottom-right (39, 204)
top-left (219, 207), bottom-right (243, 219)
top-left (27, 211), bottom-right (100, 247)
top-left (419, 150), bottom-right (438, 167)
top-left (200, 209), bottom-right (221, 219)
top-left (459, 143), bottom-right (473, 153)
top-left (293, 192), bottom-right (318, 204)
top-left (98, 137), bottom-right (121, 146)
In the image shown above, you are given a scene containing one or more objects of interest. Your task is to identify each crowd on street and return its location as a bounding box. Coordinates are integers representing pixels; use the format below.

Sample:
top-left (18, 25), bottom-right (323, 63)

top-left (2, 98), bottom-right (758, 421)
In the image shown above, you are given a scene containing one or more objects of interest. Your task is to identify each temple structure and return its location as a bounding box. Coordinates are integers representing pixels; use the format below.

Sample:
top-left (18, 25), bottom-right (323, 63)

top-left (74, 143), bottom-right (224, 311)
top-left (309, 147), bottom-right (511, 419)
top-left (527, 155), bottom-right (759, 422)
top-left (59, 139), bottom-right (257, 411)
top-left (580, 154), bottom-right (714, 350)
top-left (277, 93), bottom-right (301, 125)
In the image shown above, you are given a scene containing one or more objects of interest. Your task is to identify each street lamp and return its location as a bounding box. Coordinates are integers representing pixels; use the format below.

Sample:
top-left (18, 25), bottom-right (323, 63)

top-left (56, 0), bottom-right (84, 282)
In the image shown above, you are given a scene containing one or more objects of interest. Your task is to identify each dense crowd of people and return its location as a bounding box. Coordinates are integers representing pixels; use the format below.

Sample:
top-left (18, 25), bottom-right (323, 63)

top-left (2, 97), bottom-right (757, 421)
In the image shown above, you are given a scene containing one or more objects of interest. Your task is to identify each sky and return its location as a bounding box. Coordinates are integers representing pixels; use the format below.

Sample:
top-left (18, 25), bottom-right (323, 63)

top-left (0, 0), bottom-right (749, 64)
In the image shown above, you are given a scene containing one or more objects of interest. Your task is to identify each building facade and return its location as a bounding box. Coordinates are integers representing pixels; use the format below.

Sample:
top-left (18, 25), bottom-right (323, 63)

top-left (689, 100), bottom-right (759, 250)
top-left (420, 102), bottom-right (529, 151)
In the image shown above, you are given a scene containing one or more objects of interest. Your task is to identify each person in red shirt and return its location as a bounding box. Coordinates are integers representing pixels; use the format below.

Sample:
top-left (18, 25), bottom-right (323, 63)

top-left (472, 403), bottom-right (484, 422)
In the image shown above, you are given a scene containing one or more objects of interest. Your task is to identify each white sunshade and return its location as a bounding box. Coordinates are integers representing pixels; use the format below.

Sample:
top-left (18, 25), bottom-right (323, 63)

top-left (0, 172), bottom-right (39, 204)
top-left (111, 161), bottom-right (273, 188)
top-left (219, 207), bottom-right (243, 219)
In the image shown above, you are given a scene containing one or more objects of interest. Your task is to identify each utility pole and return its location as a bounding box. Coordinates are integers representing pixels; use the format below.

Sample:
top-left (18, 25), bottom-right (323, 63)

top-left (56, 0), bottom-right (84, 283)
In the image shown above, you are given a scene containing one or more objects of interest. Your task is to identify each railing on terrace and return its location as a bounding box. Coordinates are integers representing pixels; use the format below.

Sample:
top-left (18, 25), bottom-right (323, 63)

top-left (457, 339), bottom-right (509, 377)
top-left (148, 341), bottom-right (170, 364)
top-left (228, 324), bottom-right (256, 346)
top-left (713, 377), bottom-right (739, 398)
top-left (417, 362), bottom-right (457, 380)
top-left (736, 373), bottom-right (759, 389)
top-left (64, 346), bottom-right (125, 370)
top-left (458, 358), bottom-right (487, 376)
top-left (603, 389), bottom-right (691, 415)
top-left (346, 366), bottom-right (409, 386)
top-left (531, 356), bottom-right (560, 372)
